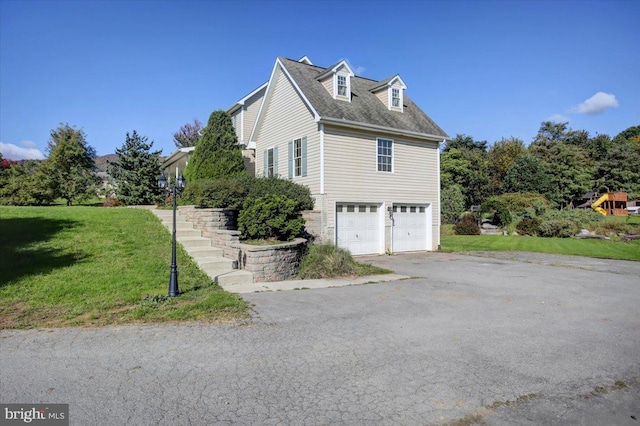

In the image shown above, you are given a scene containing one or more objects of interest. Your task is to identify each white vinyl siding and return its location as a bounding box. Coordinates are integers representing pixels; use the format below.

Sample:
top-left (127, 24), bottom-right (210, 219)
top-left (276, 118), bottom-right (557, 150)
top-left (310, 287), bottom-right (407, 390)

top-left (323, 126), bottom-right (440, 250)
top-left (374, 89), bottom-right (387, 108)
top-left (243, 88), bottom-right (266, 145)
top-left (230, 110), bottom-right (242, 141)
top-left (321, 76), bottom-right (333, 96)
top-left (254, 66), bottom-right (320, 194)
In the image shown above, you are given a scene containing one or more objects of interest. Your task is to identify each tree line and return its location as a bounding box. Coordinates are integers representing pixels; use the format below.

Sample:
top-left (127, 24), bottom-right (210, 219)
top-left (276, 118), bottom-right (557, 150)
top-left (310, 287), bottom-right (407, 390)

top-left (0, 124), bottom-right (164, 206)
top-left (441, 122), bottom-right (640, 223)
top-left (0, 113), bottom-right (242, 207)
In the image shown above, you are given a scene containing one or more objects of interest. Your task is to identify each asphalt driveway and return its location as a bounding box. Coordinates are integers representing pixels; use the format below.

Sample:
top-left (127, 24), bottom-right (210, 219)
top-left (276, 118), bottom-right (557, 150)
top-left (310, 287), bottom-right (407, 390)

top-left (1, 252), bottom-right (639, 425)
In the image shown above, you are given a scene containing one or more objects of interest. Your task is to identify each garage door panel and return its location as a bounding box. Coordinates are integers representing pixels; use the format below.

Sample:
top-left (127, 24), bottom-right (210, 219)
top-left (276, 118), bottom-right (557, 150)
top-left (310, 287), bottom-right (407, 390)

top-left (336, 203), bottom-right (382, 255)
top-left (392, 204), bottom-right (431, 252)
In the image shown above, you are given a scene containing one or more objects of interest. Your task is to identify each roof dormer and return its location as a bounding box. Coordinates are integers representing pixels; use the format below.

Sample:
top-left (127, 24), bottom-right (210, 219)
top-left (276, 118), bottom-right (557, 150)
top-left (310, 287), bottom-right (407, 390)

top-left (316, 59), bottom-right (355, 102)
top-left (370, 75), bottom-right (407, 112)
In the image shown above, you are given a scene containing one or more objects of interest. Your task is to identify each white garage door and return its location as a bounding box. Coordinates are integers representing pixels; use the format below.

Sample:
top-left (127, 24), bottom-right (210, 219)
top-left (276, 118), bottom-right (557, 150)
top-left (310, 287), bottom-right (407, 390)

top-left (392, 204), bottom-right (431, 252)
top-left (336, 203), bottom-right (382, 255)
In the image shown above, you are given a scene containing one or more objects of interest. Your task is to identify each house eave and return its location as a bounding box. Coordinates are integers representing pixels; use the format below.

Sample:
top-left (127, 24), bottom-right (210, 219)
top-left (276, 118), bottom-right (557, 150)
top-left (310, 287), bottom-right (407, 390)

top-left (162, 147), bottom-right (195, 167)
top-left (227, 82), bottom-right (268, 113)
top-left (317, 117), bottom-right (450, 142)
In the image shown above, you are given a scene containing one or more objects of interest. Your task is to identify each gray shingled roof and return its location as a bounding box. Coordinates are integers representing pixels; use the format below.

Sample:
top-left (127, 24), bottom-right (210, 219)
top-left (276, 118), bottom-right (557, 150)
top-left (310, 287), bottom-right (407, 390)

top-left (279, 57), bottom-right (449, 139)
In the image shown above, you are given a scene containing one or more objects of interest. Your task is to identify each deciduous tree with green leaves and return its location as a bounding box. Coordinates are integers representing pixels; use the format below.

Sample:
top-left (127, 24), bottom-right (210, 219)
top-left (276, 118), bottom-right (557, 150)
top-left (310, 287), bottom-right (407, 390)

top-left (530, 122), bottom-right (595, 208)
top-left (108, 130), bottom-right (163, 205)
top-left (502, 153), bottom-right (550, 195)
top-left (487, 137), bottom-right (526, 194)
top-left (183, 111), bottom-right (246, 181)
top-left (440, 147), bottom-right (490, 208)
top-left (46, 124), bottom-right (98, 206)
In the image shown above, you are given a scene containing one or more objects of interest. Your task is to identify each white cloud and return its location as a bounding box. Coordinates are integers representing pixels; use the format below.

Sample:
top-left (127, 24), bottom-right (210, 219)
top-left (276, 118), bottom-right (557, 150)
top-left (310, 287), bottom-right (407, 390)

top-left (20, 140), bottom-right (39, 149)
top-left (572, 92), bottom-right (619, 114)
top-left (355, 65), bottom-right (366, 75)
top-left (0, 141), bottom-right (45, 160)
top-left (547, 114), bottom-right (570, 123)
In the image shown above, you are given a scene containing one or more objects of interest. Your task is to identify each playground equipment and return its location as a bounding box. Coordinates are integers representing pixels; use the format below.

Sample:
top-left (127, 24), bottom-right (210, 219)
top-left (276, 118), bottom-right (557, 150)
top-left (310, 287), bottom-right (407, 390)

top-left (591, 192), bottom-right (628, 216)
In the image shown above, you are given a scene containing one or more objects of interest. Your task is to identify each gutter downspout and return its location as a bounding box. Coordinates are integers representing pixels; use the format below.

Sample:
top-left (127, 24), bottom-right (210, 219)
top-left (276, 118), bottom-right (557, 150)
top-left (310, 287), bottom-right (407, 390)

top-left (319, 123), bottom-right (325, 195)
top-left (437, 139), bottom-right (444, 250)
top-left (240, 108), bottom-right (245, 145)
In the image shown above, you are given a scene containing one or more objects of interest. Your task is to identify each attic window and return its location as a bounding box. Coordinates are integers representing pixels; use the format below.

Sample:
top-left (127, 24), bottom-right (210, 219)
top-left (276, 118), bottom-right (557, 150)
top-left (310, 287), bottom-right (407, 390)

top-left (336, 74), bottom-right (349, 98)
top-left (392, 88), bottom-right (400, 108)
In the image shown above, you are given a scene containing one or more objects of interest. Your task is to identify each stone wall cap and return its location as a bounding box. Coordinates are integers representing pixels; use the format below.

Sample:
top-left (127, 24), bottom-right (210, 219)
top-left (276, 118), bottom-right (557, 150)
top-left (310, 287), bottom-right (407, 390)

top-left (238, 238), bottom-right (307, 252)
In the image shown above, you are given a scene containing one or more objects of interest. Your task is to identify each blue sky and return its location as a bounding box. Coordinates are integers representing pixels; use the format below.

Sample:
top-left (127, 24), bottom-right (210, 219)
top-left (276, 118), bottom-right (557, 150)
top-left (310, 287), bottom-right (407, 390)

top-left (1, 0), bottom-right (638, 159)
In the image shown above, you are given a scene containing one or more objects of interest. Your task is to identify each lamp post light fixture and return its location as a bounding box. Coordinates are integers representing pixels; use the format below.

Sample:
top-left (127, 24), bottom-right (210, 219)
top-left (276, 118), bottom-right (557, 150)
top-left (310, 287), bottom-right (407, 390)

top-left (158, 173), bottom-right (186, 297)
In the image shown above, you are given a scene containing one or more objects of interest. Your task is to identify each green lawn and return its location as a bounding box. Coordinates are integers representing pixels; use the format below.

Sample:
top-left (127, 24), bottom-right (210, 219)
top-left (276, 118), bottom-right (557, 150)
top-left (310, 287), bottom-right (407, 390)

top-left (0, 206), bottom-right (248, 329)
top-left (441, 234), bottom-right (640, 261)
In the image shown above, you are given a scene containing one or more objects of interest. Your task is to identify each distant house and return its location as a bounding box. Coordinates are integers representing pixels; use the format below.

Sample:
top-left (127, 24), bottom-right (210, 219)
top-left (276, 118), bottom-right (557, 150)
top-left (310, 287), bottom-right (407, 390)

top-left (166, 56), bottom-right (449, 254)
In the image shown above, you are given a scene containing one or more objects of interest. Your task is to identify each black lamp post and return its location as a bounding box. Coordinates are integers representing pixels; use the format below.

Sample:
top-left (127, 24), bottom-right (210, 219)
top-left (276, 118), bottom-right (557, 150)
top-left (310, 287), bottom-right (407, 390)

top-left (158, 173), bottom-right (186, 297)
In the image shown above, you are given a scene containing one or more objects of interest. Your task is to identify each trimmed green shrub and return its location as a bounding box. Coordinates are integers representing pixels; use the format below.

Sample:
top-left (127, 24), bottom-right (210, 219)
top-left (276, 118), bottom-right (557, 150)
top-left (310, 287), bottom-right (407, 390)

top-left (480, 198), bottom-right (512, 227)
top-left (298, 243), bottom-right (357, 279)
top-left (515, 217), bottom-right (541, 236)
top-left (454, 212), bottom-right (481, 235)
top-left (238, 194), bottom-right (305, 241)
top-left (182, 178), bottom-right (247, 209)
top-left (495, 192), bottom-right (551, 217)
top-left (235, 175), bottom-right (314, 211)
top-left (538, 218), bottom-right (580, 238)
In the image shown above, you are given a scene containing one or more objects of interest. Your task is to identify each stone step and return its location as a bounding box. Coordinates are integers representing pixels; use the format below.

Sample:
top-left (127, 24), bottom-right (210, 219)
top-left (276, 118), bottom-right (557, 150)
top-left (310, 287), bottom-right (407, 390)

top-left (177, 237), bottom-right (211, 248)
top-left (216, 270), bottom-right (254, 286)
top-left (176, 229), bottom-right (202, 238)
top-left (188, 247), bottom-right (224, 258)
top-left (199, 260), bottom-right (237, 275)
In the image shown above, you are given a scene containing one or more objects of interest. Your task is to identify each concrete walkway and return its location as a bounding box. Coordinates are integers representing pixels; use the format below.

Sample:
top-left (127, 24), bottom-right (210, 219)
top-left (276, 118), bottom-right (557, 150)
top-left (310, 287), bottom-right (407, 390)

top-left (149, 207), bottom-right (409, 293)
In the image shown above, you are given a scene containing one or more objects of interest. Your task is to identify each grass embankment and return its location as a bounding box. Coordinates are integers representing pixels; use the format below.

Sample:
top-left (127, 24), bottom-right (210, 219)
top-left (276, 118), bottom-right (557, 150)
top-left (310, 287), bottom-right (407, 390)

top-left (441, 234), bottom-right (640, 261)
top-left (0, 206), bottom-right (248, 329)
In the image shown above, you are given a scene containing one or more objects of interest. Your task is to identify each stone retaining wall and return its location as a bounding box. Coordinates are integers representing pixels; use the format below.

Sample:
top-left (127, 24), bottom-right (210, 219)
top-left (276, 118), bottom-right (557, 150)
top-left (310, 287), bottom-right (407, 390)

top-left (203, 228), bottom-right (306, 282)
top-left (181, 206), bottom-right (238, 231)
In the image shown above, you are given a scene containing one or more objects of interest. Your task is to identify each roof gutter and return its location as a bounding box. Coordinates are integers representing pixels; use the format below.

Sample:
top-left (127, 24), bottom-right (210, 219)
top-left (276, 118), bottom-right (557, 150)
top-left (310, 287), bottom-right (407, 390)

top-left (317, 116), bottom-right (451, 142)
top-left (161, 147), bottom-right (195, 167)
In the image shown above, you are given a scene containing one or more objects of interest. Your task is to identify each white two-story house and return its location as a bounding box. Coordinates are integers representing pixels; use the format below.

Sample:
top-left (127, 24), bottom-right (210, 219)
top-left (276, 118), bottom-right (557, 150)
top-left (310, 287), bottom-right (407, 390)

top-left (227, 56), bottom-right (449, 255)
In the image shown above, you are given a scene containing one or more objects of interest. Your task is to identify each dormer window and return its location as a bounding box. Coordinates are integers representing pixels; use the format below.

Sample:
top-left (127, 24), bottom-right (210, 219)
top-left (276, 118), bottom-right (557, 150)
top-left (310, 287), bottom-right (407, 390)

top-left (337, 75), bottom-right (348, 97)
top-left (392, 88), bottom-right (401, 108)
top-left (370, 74), bottom-right (407, 112)
top-left (316, 59), bottom-right (355, 102)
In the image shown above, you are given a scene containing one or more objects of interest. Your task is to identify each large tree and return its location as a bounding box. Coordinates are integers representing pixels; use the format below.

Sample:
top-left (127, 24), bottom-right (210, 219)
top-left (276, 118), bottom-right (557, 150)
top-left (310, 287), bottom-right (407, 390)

top-left (613, 125), bottom-right (640, 145)
top-left (183, 111), bottom-right (246, 181)
top-left (595, 137), bottom-right (640, 198)
top-left (443, 134), bottom-right (488, 153)
top-left (0, 159), bottom-right (55, 206)
top-left (441, 147), bottom-right (490, 208)
top-left (108, 130), bottom-right (163, 205)
top-left (502, 153), bottom-right (550, 195)
top-left (487, 137), bottom-right (526, 194)
top-left (530, 130), bottom-right (595, 207)
top-left (46, 124), bottom-right (98, 206)
top-left (173, 118), bottom-right (203, 148)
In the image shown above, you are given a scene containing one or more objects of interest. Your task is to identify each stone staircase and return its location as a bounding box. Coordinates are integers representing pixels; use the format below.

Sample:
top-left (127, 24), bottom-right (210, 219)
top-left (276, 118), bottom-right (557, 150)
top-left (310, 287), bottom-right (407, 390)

top-left (150, 208), bottom-right (253, 288)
